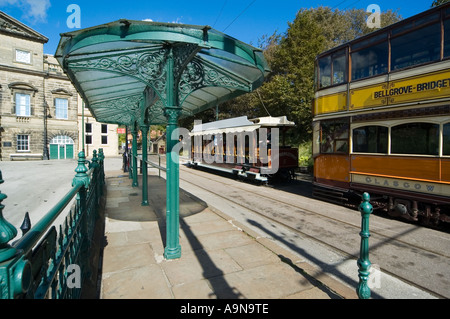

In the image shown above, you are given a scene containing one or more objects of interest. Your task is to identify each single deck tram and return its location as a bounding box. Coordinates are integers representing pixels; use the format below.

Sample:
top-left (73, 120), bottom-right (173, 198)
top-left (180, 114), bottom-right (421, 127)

top-left (188, 116), bottom-right (298, 183)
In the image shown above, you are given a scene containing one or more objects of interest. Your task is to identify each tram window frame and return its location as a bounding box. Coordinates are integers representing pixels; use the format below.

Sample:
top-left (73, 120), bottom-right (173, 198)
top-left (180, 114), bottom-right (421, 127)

top-left (351, 37), bottom-right (389, 81)
top-left (391, 122), bottom-right (440, 156)
top-left (319, 118), bottom-right (349, 154)
top-left (444, 18), bottom-right (450, 58)
top-left (390, 21), bottom-right (441, 71)
top-left (317, 48), bottom-right (348, 89)
top-left (352, 125), bottom-right (388, 154)
top-left (443, 123), bottom-right (450, 156)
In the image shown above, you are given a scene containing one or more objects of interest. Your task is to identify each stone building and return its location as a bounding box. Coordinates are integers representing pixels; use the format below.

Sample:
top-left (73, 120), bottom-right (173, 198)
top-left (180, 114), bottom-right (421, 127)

top-left (0, 11), bottom-right (118, 160)
top-left (78, 94), bottom-right (119, 159)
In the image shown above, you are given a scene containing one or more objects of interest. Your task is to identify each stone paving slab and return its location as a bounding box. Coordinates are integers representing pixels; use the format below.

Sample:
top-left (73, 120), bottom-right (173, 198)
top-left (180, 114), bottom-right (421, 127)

top-left (100, 170), bottom-right (356, 299)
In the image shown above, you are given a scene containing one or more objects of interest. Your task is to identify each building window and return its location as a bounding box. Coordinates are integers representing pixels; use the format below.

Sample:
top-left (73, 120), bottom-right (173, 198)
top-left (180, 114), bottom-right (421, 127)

top-left (55, 98), bottom-right (68, 119)
top-left (17, 134), bottom-right (29, 151)
top-left (15, 93), bottom-right (31, 116)
top-left (85, 123), bottom-right (92, 145)
top-left (101, 124), bottom-right (108, 144)
top-left (15, 49), bottom-right (31, 64)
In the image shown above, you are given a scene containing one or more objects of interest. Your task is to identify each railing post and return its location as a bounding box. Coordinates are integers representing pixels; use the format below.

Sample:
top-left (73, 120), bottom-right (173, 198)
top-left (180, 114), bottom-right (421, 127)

top-left (0, 170), bottom-right (32, 299)
top-left (98, 148), bottom-right (105, 195)
top-left (357, 192), bottom-right (373, 299)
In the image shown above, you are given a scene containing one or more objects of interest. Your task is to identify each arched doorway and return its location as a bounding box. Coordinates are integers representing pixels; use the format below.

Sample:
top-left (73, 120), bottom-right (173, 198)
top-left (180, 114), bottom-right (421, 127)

top-left (49, 135), bottom-right (74, 159)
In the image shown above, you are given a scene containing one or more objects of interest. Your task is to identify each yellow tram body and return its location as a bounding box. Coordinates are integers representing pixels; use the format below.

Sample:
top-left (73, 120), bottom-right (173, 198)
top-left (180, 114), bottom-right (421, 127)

top-left (312, 3), bottom-right (450, 225)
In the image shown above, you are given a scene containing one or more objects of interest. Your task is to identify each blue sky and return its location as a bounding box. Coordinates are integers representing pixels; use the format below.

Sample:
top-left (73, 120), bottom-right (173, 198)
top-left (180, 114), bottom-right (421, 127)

top-left (0, 0), bottom-right (433, 55)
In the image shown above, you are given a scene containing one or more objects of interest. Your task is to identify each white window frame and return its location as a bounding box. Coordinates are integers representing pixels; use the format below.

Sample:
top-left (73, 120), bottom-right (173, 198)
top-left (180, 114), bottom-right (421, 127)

top-left (15, 49), bottom-right (31, 64)
top-left (17, 134), bottom-right (30, 152)
top-left (85, 123), bottom-right (93, 145)
top-left (15, 93), bottom-right (31, 116)
top-left (55, 98), bottom-right (68, 119)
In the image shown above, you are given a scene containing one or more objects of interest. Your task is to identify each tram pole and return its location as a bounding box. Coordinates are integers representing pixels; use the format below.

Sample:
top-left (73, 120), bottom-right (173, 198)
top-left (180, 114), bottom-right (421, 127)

top-left (357, 192), bottom-right (373, 299)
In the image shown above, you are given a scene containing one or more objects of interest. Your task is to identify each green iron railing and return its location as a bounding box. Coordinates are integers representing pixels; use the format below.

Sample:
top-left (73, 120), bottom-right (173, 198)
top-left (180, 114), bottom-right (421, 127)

top-left (0, 149), bottom-right (105, 299)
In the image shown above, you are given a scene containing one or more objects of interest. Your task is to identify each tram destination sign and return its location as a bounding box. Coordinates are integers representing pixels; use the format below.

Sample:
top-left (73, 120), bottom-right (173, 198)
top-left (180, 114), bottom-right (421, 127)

top-left (373, 78), bottom-right (450, 99)
top-left (371, 69), bottom-right (450, 104)
top-left (348, 69), bottom-right (450, 111)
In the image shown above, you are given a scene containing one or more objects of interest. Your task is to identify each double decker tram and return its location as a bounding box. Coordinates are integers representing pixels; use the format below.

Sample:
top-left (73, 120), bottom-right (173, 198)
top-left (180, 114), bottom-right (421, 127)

top-left (312, 3), bottom-right (450, 227)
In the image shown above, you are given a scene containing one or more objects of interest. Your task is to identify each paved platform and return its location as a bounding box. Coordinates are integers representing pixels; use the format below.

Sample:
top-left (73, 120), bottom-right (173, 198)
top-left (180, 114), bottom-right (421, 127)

top-left (99, 167), bottom-right (357, 299)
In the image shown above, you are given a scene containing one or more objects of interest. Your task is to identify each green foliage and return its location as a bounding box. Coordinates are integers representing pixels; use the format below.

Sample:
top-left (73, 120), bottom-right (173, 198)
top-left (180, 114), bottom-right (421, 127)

top-left (186, 6), bottom-right (402, 146)
top-left (432, 0), bottom-right (450, 7)
top-left (298, 141), bottom-right (313, 168)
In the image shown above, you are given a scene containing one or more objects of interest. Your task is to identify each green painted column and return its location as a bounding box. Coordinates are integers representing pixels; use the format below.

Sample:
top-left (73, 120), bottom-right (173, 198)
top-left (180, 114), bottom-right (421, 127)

top-left (140, 125), bottom-right (149, 206)
top-left (357, 192), bottom-right (373, 299)
top-left (164, 46), bottom-right (181, 260)
top-left (164, 107), bottom-right (181, 260)
top-left (131, 126), bottom-right (139, 187)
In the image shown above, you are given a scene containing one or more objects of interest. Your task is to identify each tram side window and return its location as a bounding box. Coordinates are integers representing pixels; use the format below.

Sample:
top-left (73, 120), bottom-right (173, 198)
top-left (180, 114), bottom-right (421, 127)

top-left (391, 22), bottom-right (441, 70)
top-left (320, 119), bottom-right (349, 154)
top-left (319, 56), bottom-right (331, 88)
top-left (444, 123), bottom-right (450, 156)
top-left (391, 123), bottom-right (439, 155)
top-left (351, 41), bottom-right (388, 81)
top-left (318, 50), bottom-right (347, 88)
top-left (333, 55), bottom-right (346, 85)
top-left (352, 126), bottom-right (388, 153)
top-left (445, 19), bottom-right (450, 58)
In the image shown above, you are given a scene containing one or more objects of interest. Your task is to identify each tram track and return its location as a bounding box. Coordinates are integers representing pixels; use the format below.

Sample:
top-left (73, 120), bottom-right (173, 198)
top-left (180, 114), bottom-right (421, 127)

top-left (175, 164), bottom-right (449, 298)
top-left (180, 165), bottom-right (449, 259)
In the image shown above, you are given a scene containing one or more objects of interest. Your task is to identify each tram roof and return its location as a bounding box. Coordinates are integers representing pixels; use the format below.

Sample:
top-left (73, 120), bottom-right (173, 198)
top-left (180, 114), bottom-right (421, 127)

top-left (55, 20), bottom-right (270, 126)
top-left (191, 115), bottom-right (295, 136)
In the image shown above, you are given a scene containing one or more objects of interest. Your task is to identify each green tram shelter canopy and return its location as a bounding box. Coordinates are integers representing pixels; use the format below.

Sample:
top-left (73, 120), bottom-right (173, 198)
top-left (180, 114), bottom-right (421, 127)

top-left (55, 20), bottom-right (270, 259)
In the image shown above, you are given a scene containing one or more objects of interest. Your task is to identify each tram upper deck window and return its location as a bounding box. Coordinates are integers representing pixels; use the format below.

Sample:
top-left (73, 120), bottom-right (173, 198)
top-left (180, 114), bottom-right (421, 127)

top-left (320, 119), bottom-right (349, 154)
top-left (318, 49), bottom-right (347, 88)
top-left (351, 33), bottom-right (388, 81)
top-left (391, 123), bottom-right (439, 155)
top-left (444, 123), bottom-right (450, 156)
top-left (391, 18), bottom-right (440, 70)
top-left (318, 56), bottom-right (331, 88)
top-left (352, 125), bottom-right (388, 153)
top-left (444, 18), bottom-right (450, 58)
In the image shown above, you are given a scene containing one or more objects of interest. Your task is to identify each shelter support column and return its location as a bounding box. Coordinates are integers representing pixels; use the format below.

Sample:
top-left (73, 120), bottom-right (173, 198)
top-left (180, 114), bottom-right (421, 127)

top-left (164, 107), bottom-right (182, 260)
top-left (140, 125), bottom-right (149, 206)
top-left (131, 126), bottom-right (138, 187)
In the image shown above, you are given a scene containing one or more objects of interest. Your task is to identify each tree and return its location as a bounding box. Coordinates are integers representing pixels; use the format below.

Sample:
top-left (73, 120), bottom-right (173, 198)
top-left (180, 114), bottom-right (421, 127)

top-left (187, 7), bottom-right (402, 145)
top-left (432, 0), bottom-right (450, 7)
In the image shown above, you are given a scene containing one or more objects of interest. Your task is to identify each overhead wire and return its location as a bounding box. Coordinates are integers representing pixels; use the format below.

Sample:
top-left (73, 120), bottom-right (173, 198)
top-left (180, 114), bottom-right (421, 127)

top-left (213, 0), bottom-right (228, 28)
top-left (222, 0), bottom-right (257, 32)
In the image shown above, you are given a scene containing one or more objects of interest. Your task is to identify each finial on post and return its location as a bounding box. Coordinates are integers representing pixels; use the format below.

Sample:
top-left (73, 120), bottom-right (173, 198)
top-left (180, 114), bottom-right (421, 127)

top-left (73, 151), bottom-right (90, 189)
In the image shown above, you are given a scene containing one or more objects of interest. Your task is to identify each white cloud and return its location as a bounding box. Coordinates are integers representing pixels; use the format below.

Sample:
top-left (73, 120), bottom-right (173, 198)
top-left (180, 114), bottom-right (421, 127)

top-left (142, 18), bottom-right (153, 22)
top-left (0, 0), bottom-right (51, 23)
